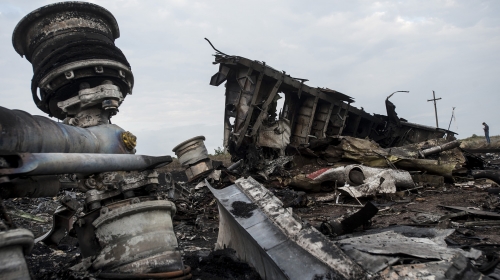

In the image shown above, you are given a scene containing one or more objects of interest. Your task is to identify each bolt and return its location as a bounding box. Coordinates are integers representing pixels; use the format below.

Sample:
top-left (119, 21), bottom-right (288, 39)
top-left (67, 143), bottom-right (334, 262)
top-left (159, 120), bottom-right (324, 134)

top-left (95, 66), bottom-right (104, 73)
top-left (64, 71), bottom-right (74, 79)
top-left (86, 178), bottom-right (96, 186)
top-left (131, 197), bottom-right (141, 204)
top-left (100, 207), bottom-right (109, 215)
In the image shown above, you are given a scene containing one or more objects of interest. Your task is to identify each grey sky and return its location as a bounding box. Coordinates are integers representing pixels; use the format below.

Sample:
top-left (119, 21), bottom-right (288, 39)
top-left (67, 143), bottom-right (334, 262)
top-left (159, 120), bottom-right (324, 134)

top-left (1, 0), bottom-right (499, 156)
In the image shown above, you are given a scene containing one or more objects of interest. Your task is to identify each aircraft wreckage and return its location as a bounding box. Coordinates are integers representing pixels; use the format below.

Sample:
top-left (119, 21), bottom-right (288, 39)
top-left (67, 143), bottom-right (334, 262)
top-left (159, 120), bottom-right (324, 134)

top-left (1, 2), bottom-right (500, 280)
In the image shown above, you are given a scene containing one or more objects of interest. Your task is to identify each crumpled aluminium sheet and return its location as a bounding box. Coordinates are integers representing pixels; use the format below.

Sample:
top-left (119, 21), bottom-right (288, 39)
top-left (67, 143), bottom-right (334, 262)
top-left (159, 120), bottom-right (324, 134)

top-left (329, 136), bottom-right (458, 178)
top-left (256, 119), bottom-right (291, 153)
top-left (312, 165), bottom-right (414, 197)
top-left (336, 226), bottom-right (482, 275)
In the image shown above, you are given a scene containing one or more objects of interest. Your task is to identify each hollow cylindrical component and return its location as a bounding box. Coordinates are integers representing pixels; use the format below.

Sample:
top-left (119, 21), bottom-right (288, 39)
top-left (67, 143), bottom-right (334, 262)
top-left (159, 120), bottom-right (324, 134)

top-left (185, 159), bottom-right (213, 181)
top-left (418, 140), bottom-right (461, 158)
top-left (172, 136), bottom-right (213, 181)
top-left (0, 229), bottom-right (34, 280)
top-left (314, 165), bottom-right (415, 189)
top-left (0, 153), bottom-right (172, 176)
top-left (0, 175), bottom-right (61, 198)
top-left (92, 199), bottom-right (184, 274)
top-left (172, 136), bottom-right (209, 167)
top-left (0, 106), bottom-right (133, 154)
top-left (12, 2), bottom-right (133, 118)
top-left (472, 170), bottom-right (500, 185)
top-left (12, 2), bottom-right (120, 62)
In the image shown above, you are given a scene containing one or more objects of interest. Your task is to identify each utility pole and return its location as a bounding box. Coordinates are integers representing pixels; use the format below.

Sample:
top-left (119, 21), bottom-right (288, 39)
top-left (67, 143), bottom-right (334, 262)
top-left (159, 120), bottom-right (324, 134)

top-left (427, 91), bottom-right (442, 128)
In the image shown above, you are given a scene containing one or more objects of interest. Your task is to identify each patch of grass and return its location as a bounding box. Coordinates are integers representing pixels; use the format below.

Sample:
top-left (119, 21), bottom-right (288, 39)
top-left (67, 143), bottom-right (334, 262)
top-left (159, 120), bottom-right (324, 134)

top-left (460, 135), bottom-right (500, 149)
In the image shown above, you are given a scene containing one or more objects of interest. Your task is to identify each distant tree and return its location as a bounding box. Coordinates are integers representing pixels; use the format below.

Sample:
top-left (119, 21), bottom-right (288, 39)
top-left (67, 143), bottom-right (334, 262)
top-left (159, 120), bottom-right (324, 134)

top-left (214, 147), bottom-right (225, 155)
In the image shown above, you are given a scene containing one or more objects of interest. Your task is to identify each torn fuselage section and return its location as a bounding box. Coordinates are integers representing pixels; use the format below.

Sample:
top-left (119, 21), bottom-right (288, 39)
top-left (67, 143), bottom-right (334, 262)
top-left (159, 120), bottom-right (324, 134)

top-left (210, 54), bottom-right (457, 162)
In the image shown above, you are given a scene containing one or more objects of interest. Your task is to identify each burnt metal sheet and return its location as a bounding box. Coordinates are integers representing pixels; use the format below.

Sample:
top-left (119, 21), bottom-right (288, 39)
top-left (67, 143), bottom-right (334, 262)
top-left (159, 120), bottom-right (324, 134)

top-left (342, 248), bottom-right (399, 274)
top-left (208, 177), bottom-right (366, 280)
top-left (213, 55), bottom-right (355, 104)
top-left (439, 205), bottom-right (500, 219)
top-left (257, 119), bottom-right (291, 152)
top-left (379, 253), bottom-right (485, 280)
top-left (211, 53), bottom-right (457, 160)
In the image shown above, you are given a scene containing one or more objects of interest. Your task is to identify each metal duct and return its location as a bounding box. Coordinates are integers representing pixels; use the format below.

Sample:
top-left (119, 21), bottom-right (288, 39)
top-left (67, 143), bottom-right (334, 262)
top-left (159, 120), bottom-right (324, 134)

top-left (0, 106), bottom-right (132, 154)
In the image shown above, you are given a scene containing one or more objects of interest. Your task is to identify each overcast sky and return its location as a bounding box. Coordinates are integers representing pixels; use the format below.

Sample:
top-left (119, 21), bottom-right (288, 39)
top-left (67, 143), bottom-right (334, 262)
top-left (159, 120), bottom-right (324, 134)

top-left (1, 0), bottom-right (499, 156)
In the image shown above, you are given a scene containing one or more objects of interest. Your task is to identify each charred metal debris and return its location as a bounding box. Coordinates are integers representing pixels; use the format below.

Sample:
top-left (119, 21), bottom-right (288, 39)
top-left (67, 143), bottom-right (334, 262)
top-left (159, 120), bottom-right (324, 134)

top-left (2, 2), bottom-right (500, 280)
top-left (1, 2), bottom-right (190, 279)
top-left (210, 54), bottom-right (456, 161)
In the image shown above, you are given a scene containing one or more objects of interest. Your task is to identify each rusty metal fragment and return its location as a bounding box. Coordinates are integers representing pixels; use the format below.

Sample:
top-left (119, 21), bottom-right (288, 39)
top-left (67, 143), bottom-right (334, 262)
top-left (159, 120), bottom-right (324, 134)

top-left (320, 202), bottom-right (379, 236)
top-left (35, 196), bottom-right (80, 246)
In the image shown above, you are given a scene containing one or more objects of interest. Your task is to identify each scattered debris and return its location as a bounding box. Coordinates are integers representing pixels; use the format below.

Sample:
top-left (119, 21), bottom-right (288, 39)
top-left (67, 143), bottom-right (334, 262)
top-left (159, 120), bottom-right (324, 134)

top-left (2, 2), bottom-right (500, 280)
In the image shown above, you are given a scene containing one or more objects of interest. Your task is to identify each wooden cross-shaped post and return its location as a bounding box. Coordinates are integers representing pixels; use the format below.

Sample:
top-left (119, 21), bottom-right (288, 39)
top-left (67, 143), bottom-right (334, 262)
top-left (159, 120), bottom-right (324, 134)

top-left (427, 91), bottom-right (442, 128)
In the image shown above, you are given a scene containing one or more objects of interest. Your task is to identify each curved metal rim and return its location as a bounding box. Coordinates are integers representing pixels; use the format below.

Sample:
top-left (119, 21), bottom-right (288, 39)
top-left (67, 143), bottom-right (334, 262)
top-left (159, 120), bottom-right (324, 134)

top-left (12, 1), bottom-right (120, 57)
top-left (0, 228), bottom-right (34, 254)
top-left (92, 200), bottom-right (176, 228)
top-left (39, 59), bottom-right (133, 89)
top-left (172, 136), bottom-right (206, 153)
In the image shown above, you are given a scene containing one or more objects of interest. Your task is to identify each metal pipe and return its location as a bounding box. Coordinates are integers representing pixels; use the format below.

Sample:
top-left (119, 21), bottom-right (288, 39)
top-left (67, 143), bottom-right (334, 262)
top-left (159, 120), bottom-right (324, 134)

top-left (0, 153), bottom-right (172, 176)
top-left (418, 140), bottom-right (461, 158)
top-left (0, 106), bottom-right (132, 154)
top-left (472, 170), bottom-right (500, 185)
